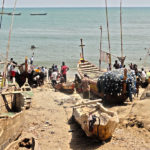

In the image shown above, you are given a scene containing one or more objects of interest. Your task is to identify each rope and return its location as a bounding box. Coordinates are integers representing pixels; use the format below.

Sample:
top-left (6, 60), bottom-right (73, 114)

top-left (2, 0), bottom-right (18, 87)
top-left (0, 0), bottom-right (5, 29)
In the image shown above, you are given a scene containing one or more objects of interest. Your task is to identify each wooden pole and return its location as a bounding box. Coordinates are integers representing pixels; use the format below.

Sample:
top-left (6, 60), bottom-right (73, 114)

top-left (3, 0), bottom-right (18, 87)
top-left (0, 0), bottom-right (5, 29)
top-left (120, 0), bottom-right (124, 66)
top-left (105, 0), bottom-right (111, 69)
top-left (80, 38), bottom-right (85, 60)
top-left (99, 26), bottom-right (102, 71)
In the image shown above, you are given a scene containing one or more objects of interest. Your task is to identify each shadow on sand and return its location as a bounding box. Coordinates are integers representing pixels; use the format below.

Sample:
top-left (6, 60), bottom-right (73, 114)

top-left (68, 117), bottom-right (111, 150)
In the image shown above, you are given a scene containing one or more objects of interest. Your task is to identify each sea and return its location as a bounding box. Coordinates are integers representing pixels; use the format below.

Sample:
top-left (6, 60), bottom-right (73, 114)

top-left (0, 7), bottom-right (150, 74)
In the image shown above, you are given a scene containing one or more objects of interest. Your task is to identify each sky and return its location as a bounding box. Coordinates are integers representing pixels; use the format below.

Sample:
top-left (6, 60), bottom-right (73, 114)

top-left (2, 0), bottom-right (150, 8)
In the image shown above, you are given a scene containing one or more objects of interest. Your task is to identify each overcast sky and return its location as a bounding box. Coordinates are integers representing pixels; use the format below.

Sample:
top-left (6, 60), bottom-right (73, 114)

top-left (2, 0), bottom-right (150, 8)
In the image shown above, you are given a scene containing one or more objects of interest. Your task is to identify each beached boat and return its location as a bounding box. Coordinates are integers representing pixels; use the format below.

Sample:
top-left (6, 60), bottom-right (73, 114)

top-left (72, 99), bottom-right (119, 141)
top-left (55, 82), bottom-right (75, 94)
top-left (77, 59), bottom-right (129, 104)
top-left (30, 13), bottom-right (47, 16)
top-left (5, 133), bottom-right (40, 150)
top-left (0, 88), bottom-right (25, 150)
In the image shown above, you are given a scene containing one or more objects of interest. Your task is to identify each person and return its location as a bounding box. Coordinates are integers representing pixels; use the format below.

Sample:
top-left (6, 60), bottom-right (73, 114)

top-left (10, 58), bottom-right (17, 66)
top-left (61, 62), bottom-right (69, 82)
top-left (81, 74), bottom-right (91, 99)
top-left (54, 65), bottom-right (58, 72)
top-left (136, 77), bottom-right (140, 97)
top-left (141, 68), bottom-right (146, 83)
top-left (35, 67), bottom-right (40, 73)
top-left (107, 63), bottom-right (111, 71)
top-left (41, 66), bottom-right (45, 73)
top-left (74, 74), bottom-right (81, 93)
top-left (51, 69), bottom-right (58, 87)
top-left (52, 64), bottom-right (55, 72)
top-left (129, 63), bottom-right (133, 70)
top-left (30, 53), bottom-right (34, 65)
top-left (45, 67), bottom-right (48, 82)
top-left (113, 60), bottom-right (120, 69)
top-left (10, 65), bottom-right (16, 83)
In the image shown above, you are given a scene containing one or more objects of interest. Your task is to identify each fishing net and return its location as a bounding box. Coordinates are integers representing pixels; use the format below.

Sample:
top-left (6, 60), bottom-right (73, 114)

top-left (97, 69), bottom-right (136, 100)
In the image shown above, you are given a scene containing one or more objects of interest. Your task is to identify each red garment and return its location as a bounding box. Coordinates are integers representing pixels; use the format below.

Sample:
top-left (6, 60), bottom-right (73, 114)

top-left (61, 65), bottom-right (68, 75)
top-left (11, 71), bottom-right (16, 77)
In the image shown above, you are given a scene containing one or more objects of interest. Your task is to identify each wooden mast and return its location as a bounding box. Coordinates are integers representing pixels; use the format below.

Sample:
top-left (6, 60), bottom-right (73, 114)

top-left (120, 0), bottom-right (124, 66)
top-left (80, 38), bottom-right (85, 61)
top-left (2, 0), bottom-right (18, 87)
top-left (0, 0), bottom-right (5, 29)
top-left (105, 0), bottom-right (111, 69)
top-left (99, 26), bottom-right (102, 71)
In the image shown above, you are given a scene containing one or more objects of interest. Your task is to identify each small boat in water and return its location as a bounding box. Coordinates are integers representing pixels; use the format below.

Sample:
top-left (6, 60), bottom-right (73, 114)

top-left (30, 13), bottom-right (47, 16)
top-left (73, 99), bottom-right (119, 141)
top-left (0, 12), bottom-right (21, 15)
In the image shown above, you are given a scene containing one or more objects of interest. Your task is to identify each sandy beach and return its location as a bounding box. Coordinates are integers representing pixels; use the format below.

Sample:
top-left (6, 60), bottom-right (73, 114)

top-left (14, 81), bottom-right (150, 150)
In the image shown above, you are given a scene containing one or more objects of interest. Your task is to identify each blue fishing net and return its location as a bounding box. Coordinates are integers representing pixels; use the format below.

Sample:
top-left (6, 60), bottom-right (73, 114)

top-left (97, 69), bottom-right (136, 100)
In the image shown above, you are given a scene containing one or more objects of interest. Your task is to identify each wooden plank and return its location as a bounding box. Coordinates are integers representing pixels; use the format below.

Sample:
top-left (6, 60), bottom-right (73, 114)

top-left (71, 99), bottom-right (102, 108)
top-left (1, 91), bottom-right (22, 95)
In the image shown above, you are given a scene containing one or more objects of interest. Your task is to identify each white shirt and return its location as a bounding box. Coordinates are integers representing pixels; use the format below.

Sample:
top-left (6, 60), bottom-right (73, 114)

top-left (141, 71), bottom-right (146, 78)
top-left (51, 72), bottom-right (58, 80)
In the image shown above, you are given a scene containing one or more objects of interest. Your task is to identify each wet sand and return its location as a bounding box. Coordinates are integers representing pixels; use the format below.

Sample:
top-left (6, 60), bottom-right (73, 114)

top-left (14, 82), bottom-right (150, 150)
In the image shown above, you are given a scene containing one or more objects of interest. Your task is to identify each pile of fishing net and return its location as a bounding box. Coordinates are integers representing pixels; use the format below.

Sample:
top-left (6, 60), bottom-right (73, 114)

top-left (97, 69), bottom-right (136, 99)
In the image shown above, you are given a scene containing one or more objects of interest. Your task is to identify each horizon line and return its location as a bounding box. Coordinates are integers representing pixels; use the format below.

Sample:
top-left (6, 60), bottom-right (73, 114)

top-left (4, 6), bottom-right (150, 8)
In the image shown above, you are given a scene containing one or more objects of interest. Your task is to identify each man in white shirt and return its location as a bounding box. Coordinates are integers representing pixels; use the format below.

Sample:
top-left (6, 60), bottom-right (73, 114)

top-left (51, 69), bottom-right (58, 86)
top-left (141, 68), bottom-right (146, 83)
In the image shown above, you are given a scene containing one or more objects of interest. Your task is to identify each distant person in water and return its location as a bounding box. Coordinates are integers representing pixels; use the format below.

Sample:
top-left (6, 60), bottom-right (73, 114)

top-left (61, 62), bottom-right (69, 82)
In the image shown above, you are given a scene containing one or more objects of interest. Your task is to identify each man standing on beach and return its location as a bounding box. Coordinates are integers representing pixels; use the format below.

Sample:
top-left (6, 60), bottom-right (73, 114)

top-left (51, 69), bottom-right (58, 87)
top-left (81, 74), bottom-right (91, 99)
top-left (61, 62), bottom-right (69, 82)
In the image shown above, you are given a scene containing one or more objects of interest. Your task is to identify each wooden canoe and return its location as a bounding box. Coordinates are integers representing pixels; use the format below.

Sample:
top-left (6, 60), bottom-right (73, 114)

top-left (30, 13), bottom-right (47, 15)
top-left (73, 99), bottom-right (119, 141)
top-left (55, 82), bottom-right (75, 94)
top-left (77, 60), bottom-right (128, 104)
top-left (0, 91), bottom-right (25, 150)
top-left (5, 133), bottom-right (40, 150)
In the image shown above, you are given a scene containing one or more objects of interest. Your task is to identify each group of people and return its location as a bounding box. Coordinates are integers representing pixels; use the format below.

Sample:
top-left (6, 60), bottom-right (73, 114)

top-left (50, 62), bottom-right (69, 87)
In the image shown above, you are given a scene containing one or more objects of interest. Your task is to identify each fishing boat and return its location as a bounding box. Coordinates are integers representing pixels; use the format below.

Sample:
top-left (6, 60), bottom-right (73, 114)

top-left (72, 99), bottom-right (119, 141)
top-left (0, 87), bottom-right (25, 150)
top-left (55, 82), bottom-right (75, 94)
top-left (30, 13), bottom-right (47, 16)
top-left (77, 58), bottom-right (130, 104)
top-left (5, 133), bottom-right (40, 150)
top-left (0, 12), bottom-right (21, 15)
top-left (76, 0), bottom-right (135, 104)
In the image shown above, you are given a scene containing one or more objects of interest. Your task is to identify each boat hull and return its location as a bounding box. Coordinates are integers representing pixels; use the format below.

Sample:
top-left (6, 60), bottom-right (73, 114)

top-left (0, 111), bottom-right (24, 150)
top-left (55, 82), bottom-right (75, 94)
top-left (0, 93), bottom-right (25, 150)
top-left (73, 100), bottom-right (119, 141)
